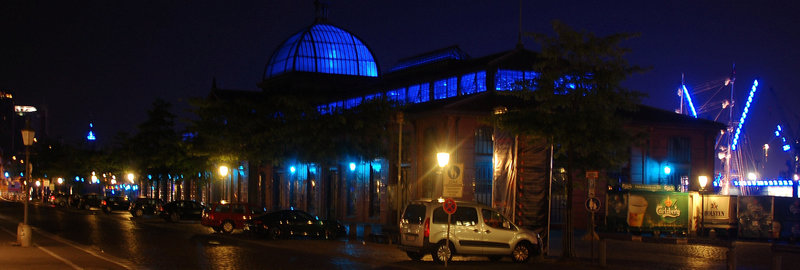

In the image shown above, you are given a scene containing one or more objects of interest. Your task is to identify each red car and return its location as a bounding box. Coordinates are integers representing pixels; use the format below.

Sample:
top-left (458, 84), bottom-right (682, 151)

top-left (201, 202), bottom-right (265, 233)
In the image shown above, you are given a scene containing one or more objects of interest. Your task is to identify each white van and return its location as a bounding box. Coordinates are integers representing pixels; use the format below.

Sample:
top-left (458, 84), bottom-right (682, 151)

top-left (398, 200), bottom-right (541, 263)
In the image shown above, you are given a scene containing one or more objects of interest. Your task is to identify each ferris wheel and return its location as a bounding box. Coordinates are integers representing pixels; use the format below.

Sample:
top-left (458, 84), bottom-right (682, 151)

top-left (675, 69), bottom-right (763, 195)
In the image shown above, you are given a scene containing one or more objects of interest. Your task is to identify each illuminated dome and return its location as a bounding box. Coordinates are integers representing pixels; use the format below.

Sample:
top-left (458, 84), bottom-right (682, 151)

top-left (266, 23), bottom-right (379, 78)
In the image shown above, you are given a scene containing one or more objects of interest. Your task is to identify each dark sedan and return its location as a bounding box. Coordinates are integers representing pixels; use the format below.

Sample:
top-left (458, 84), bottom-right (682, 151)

top-left (130, 197), bottom-right (163, 217)
top-left (160, 200), bottom-right (205, 222)
top-left (78, 193), bottom-right (103, 210)
top-left (247, 209), bottom-right (345, 240)
top-left (102, 196), bottom-right (131, 214)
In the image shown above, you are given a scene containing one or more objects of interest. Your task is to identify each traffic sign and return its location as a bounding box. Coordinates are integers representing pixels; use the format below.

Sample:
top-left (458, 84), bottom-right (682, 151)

top-left (585, 197), bottom-right (601, 212)
top-left (443, 198), bottom-right (457, 214)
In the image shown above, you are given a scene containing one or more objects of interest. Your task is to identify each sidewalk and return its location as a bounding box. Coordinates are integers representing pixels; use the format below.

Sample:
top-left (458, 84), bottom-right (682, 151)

top-left (0, 214), bottom-right (131, 270)
top-left (545, 229), bottom-right (800, 270)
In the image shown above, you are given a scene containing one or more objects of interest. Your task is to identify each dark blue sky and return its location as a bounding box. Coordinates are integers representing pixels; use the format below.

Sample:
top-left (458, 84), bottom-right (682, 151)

top-left (3, 1), bottom-right (799, 177)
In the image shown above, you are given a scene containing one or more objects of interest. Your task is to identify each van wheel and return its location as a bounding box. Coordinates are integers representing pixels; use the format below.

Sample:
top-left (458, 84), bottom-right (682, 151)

top-left (431, 241), bottom-right (453, 263)
top-left (406, 251), bottom-right (424, 261)
top-left (511, 242), bottom-right (531, 263)
top-left (221, 221), bottom-right (235, 234)
top-left (134, 209), bottom-right (144, 217)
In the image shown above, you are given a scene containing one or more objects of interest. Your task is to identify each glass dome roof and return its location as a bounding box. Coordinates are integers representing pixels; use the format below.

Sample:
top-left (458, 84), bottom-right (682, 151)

top-left (266, 23), bottom-right (379, 78)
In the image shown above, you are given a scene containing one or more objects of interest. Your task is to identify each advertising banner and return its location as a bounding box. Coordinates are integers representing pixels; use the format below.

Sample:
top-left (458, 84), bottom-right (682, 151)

top-left (737, 196), bottom-right (775, 239)
top-left (606, 191), bottom-right (690, 232)
top-left (626, 191), bottom-right (689, 232)
top-left (605, 191), bottom-right (629, 232)
top-left (774, 197), bottom-right (800, 240)
top-left (703, 195), bottom-right (734, 221)
top-left (492, 131), bottom-right (515, 218)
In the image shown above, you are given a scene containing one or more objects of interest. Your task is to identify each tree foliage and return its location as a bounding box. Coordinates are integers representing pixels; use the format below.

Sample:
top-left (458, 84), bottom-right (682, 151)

top-left (495, 20), bottom-right (647, 258)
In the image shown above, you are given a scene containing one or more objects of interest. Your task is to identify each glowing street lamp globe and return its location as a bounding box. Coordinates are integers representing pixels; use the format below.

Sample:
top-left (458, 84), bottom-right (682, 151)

top-left (437, 152), bottom-right (450, 168)
top-left (219, 165), bottom-right (229, 177)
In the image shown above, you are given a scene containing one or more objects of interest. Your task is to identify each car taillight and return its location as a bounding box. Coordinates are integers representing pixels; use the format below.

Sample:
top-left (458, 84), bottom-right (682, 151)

top-left (159, 206), bottom-right (164, 212)
top-left (102, 201), bottom-right (107, 206)
top-left (423, 217), bottom-right (430, 238)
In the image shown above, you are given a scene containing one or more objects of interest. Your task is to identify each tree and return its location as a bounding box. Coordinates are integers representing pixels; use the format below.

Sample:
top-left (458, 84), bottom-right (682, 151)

top-left (495, 21), bottom-right (646, 258)
top-left (129, 99), bottom-right (184, 199)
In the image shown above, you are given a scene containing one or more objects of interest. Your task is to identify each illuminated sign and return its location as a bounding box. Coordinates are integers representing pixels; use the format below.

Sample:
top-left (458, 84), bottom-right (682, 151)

top-left (14, 105), bottom-right (37, 113)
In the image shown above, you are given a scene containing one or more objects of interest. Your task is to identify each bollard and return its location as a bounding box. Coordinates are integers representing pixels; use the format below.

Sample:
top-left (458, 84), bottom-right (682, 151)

top-left (599, 239), bottom-right (606, 267)
top-left (19, 224), bottom-right (32, 247)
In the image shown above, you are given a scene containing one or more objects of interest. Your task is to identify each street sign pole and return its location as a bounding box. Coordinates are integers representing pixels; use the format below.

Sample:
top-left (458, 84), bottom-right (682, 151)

top-left (442, 198), bottom-right (457, 267)
top-left (446, 213), bottom-right (450, 267)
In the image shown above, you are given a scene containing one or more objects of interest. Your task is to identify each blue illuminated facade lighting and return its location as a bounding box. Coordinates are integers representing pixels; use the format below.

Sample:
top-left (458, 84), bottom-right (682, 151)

top-left (290, 166), bottom-right (296, 173)
top-left (266, 24), bottom-right (378, 78)
top-left (733, 179), bottom-right (796, 186)
top-left (732, 80), bottom-right (759, 151)
top-left (349, 162), bottom-right (356, 171)
top-left (681, 85), bottom-right (698, 118)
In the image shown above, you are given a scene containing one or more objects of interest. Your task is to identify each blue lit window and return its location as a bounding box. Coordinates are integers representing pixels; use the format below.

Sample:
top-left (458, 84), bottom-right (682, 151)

top-left (434, 77), bottom-right (458, 100)
top-left (495, 70), bottom-right (536, 91)
top-left (387, 88), bottom-right (406, 104)
top-left (407, 83), bottom-right (430, 103)
top-left (317, 105), bottom-right (330, 114)
top-left (476, 71), bottom-right (486, 92)
top-left (364, 93), bottom-right (381, 101)
top-left (345, 97), bottom-right (362, 109)
top-left (266, 24), bottom-right (379, 78)
top-left (461, 73), bottom-right (477, 95)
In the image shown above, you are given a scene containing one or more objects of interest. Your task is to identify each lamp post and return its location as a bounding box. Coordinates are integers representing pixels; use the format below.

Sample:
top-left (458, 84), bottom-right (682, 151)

top-left (437, 152), bottom-right (449, 199)
top-left (219, 165), bottom-right (229, 203)
top-left (698, 175), bottom-right (708, 237)
top-left (127, 173), bottom-right (135, 197)
top-left (18, 127), bottom-right (35, 247)
top-left (436, 151), bottom-right (450, 266)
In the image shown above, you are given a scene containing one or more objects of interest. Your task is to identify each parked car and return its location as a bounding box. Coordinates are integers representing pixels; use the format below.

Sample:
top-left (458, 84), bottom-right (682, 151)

top-left (78, 193), bottom-right (103, 211)
top-left (50, 193), bottom-right (71, 207)
top-left (129, 197), bottom-right (163, 217)
top-left (398, 200), bottom-right (541, 263)
top-left (246, 209), bottom-right (345, 240)
top-left (201, 202), bottom-right (265, 234)
top-left (102, 196), bottom-right (131, 214)
top-left (160, 200), bottom-right (205, 222)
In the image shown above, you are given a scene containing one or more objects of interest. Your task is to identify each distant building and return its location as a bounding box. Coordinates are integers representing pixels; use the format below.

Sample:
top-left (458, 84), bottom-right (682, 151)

top-left (198, 6), bottom-right (724, 233)
top-left (0, 90), bottom-right (46, 180)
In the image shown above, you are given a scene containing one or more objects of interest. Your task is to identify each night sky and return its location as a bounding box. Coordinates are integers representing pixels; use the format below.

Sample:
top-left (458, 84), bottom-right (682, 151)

top-left (3, 1), bottom-right (799, 178)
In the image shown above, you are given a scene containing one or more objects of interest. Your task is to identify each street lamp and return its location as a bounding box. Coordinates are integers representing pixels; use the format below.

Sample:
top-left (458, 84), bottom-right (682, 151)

top-left (219, 165), bottom-right (229, 202)
top-left (19, 127), bottom-right (35, 247)
top-left (437, 153), bottom-right (450, 168)
top-left (436, 152), bottom-right (449, 200)
top-left (698, 175), bottom-right (709, 237)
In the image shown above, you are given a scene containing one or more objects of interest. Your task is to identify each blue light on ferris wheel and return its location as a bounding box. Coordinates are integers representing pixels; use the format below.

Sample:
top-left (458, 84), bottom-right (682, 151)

top-left (732, 79), bottom-right (759, 151)
top-left (783, 144), bottom-right (791, 152)
top-left (777, 125), bottom-right (782, 132)
top-left (681, 85), bottom-right (698, 118)
top-left (775, 131), bottom-right (781, 137)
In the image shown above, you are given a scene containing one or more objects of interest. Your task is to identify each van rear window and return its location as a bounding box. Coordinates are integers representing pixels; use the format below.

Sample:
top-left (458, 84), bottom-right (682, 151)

top-left (402, 204), bottom-right (426, 224)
